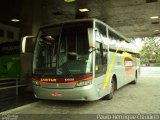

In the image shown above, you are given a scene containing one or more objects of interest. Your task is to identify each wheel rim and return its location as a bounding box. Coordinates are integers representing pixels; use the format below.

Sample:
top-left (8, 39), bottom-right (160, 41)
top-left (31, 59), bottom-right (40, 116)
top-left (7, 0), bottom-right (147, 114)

top-left (110, 80), bottom-right (115, 95)
top-left (135, 73), bottom-right (138, 82)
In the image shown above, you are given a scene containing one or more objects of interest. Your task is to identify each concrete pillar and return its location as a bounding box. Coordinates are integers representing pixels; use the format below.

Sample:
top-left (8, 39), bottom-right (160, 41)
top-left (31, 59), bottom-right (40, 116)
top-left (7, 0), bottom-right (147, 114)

top-left (20, 0), bottom-right (42, 83)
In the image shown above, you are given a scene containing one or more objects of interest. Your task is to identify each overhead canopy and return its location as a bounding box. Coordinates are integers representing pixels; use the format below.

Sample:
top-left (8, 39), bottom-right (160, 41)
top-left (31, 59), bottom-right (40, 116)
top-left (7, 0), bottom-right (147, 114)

top-left (0, 0), bottom-right (159, 37)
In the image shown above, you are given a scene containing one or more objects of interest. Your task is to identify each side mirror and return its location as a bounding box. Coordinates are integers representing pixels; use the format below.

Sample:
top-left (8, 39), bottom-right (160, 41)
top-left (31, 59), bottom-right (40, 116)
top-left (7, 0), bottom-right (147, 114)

top-left (22, 36), bottom-right (35, 53)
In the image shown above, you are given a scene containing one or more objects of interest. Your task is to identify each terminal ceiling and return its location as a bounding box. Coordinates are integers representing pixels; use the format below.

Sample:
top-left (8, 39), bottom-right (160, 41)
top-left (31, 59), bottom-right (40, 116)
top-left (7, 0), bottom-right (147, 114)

top-left (0, 0), bottom-right (160, 38)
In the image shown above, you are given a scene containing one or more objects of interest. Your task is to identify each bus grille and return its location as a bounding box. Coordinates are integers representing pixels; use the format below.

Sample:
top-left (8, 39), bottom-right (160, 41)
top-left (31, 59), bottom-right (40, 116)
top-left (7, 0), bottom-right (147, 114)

top-left (41, 83), bottom-right (75, 89)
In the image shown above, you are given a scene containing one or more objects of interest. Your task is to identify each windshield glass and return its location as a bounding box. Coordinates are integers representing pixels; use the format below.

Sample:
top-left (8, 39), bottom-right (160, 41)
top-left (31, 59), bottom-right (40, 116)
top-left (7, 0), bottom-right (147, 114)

top-left (33, 22), bottom-right (93, 76)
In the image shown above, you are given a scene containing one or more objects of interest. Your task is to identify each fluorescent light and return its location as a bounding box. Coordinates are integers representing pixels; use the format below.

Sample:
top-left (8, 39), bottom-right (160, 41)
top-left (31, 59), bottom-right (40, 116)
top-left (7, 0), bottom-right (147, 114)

top-left (11, 19), bottom-right (20, 22)
top-left (150, 16), bottom-right (159, 19)
top-left (79, 8), bottom-right (89, 12)
top-left (64, 0), bottom-right (76, 3)
top-left (154, 30), bottom-right (159, 32)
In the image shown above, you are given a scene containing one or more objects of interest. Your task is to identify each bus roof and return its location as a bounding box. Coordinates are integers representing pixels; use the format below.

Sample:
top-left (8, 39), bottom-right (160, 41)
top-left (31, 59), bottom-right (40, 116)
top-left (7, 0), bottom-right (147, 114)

top-left (40, 18), bottom-right (94, 28)
top-left (40, 18), bottom-right (130, 43)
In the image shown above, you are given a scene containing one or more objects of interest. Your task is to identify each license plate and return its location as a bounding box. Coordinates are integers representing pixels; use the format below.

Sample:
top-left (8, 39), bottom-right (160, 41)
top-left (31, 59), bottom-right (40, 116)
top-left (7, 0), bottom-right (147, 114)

top-left (51, 92), bottom-right (62, 97)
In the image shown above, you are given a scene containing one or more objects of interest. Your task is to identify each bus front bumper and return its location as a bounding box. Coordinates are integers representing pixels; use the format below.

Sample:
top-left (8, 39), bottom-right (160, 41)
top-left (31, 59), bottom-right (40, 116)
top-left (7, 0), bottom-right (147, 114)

top-left (33, 84), bottom-right (100, 101)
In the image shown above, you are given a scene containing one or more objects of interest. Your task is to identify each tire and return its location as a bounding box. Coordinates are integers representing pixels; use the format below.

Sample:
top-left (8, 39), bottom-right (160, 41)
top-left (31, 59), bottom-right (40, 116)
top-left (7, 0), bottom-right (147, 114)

top-left (103, 77), bottom-right (116, 100)
top-left (131, 72), bottom-right (137, 84)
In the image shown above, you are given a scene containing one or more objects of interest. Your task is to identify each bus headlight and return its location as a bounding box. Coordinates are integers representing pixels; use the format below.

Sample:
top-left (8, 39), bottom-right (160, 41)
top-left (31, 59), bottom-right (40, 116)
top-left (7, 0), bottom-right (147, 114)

top-left (32, 80), bottom-right (40, 86)
top-left (76, 80), bottom-right (92, 87)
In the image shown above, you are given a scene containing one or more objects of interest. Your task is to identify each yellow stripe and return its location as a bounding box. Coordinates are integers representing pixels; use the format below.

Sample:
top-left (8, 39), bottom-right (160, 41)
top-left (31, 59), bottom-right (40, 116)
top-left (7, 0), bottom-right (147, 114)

top-left (122, 52), bottom-right (133, 66)
top-left (103, 48), bottom-right (118, 90)
top-left (7, 62), bottom-right (15, 71)
top-left (102, 41), bottom-right (127, 90)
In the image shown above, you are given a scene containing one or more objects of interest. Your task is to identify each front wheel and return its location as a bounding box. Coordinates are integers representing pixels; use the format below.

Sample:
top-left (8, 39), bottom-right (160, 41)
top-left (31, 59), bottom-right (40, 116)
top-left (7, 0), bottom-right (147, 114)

top-left (103, 78), bottom-right (116, 100)
top-left (131, 72), bottom-right (138, 84)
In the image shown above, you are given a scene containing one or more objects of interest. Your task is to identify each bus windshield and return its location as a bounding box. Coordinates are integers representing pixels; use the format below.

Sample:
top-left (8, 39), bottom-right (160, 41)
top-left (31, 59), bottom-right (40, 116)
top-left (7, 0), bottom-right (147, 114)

top-left (33, 22), bottom-right (93, 76)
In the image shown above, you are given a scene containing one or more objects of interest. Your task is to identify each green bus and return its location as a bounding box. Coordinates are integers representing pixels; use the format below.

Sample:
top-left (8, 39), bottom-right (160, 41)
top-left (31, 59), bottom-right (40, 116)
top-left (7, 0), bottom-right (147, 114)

top-left (22, 19), bottom-right (140, 101)
top-left (0, 41), bottom-right (20, 80)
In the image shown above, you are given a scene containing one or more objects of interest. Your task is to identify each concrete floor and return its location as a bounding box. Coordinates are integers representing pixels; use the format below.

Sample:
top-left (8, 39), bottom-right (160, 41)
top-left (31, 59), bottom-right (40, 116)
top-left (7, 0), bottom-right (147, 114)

top-left (0, 92), bottom-right (37, 112)
top-left (1, 67), bottom-right (160, 116)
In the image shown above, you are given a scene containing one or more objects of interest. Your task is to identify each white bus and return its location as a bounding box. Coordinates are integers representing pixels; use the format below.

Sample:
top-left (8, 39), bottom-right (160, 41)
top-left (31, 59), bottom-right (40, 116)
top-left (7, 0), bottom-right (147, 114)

top-left (22, 18), bottom-right (140, 101)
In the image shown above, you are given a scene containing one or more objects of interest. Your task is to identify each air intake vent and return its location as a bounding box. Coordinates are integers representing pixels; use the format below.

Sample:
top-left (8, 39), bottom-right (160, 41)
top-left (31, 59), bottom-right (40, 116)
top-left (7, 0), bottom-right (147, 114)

top-left (146, 0), bottom-right (158, 3)
top-left (151, 21), bottom-right (159, 24)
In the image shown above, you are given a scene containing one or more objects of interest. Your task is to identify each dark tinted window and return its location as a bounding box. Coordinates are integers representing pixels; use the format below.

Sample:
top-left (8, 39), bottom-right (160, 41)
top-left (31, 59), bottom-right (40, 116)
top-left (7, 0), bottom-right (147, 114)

top-left (7, 31), bottom-right (14, 39)
top-left (0, 41), bottom-right (20, 56)
top-left (108, 30), bottom-right (127, 44)
top-left (95, 22), bottom-right (107, 36)
top-left (95, 41), bottom-right (107, 77)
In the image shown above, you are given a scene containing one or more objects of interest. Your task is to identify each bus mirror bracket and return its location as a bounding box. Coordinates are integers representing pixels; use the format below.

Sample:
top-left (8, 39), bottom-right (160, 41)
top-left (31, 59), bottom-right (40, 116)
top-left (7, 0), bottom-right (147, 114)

top-left (22, 36), bottom-right (35, 53)
top-left (88, 28), bottom-right (94, 47)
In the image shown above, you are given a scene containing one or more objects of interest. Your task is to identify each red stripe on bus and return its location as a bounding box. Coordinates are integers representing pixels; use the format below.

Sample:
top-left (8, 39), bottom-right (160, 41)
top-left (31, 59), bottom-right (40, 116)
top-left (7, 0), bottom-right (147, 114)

top-left (32, 76), bottom-right (93, 85)
top-left (125, 67), bottom-right (135, 76)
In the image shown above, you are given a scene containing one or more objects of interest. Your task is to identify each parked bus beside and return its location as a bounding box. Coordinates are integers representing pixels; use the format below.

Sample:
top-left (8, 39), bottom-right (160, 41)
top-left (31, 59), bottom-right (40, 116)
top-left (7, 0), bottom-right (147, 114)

top-left (0, 41), bottom-right (20, 80)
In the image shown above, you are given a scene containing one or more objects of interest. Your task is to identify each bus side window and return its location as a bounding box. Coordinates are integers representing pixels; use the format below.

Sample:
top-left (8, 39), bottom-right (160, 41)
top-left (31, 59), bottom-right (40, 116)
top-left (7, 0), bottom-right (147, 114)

top-left (95, 42), bottom-right (103, 65)
top-left (95, 22), bottom-right (108, 78)
top-left (95, 42), bottom-right (107, 77)
top-left (103, 44), bottom-right (107, 64)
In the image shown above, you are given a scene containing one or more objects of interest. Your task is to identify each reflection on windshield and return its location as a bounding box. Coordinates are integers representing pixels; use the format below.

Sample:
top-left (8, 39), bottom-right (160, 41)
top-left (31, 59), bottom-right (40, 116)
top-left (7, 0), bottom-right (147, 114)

top-left (33, 22), bottom-right (93, 76)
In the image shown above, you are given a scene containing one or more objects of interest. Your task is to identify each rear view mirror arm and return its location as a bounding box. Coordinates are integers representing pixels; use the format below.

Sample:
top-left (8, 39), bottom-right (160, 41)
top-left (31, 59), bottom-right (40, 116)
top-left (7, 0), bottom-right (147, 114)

top-left (22, 36), bottom-right (35, 53)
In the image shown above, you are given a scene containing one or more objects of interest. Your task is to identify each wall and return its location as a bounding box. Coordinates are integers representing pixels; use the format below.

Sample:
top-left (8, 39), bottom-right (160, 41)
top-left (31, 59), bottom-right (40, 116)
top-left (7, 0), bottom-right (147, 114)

top-left (20, 0), bottom-right (43, 83)
top-left (0, 24), bottom-right (19, 43)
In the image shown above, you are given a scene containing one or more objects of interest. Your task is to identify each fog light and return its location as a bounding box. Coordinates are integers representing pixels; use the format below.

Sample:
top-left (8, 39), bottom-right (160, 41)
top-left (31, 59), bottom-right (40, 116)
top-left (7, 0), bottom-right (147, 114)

top-left (32, 80), bottom-right (40, 86)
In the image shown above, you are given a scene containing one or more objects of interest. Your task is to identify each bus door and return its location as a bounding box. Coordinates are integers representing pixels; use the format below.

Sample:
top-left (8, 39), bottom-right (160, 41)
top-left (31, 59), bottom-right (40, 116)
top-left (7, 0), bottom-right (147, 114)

top-left (94, 22), bottom-right (108, 95)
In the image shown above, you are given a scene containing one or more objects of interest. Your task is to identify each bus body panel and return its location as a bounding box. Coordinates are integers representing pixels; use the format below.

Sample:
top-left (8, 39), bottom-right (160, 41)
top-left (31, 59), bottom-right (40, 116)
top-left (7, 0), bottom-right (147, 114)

top-left (0, 55), bottom-right (20, 79)
top-left (93, 74), bottom-right (111, 98)
top-left (109, 52), bottom-right (137, 88)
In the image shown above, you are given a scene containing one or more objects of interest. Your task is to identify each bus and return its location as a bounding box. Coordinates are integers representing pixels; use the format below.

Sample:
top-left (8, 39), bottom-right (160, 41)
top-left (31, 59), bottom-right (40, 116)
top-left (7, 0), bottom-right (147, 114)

top-left (22, 18), bottom-right (140, 101)
top-left (0, 41), bottom-right (20, 80)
